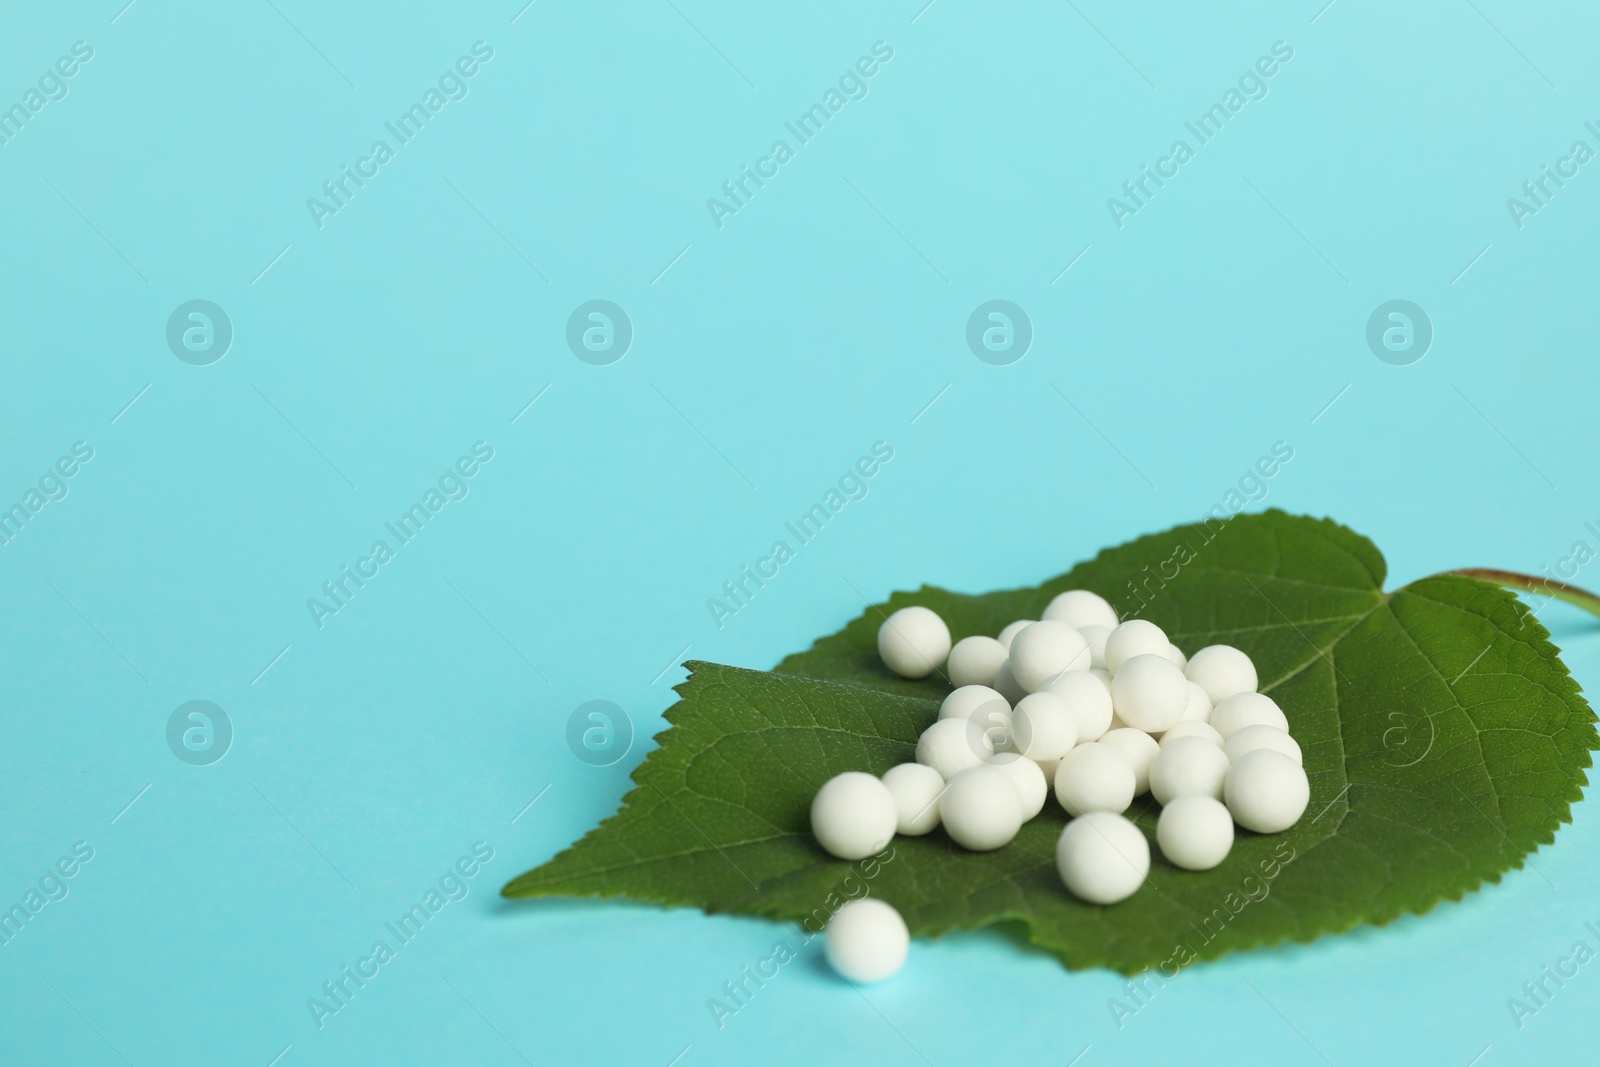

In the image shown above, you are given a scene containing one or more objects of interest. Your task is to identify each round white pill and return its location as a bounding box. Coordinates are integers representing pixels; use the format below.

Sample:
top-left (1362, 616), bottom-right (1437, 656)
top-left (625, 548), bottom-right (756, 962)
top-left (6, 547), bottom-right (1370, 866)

top-left (1109, 654), bottom-right (1189, 733)
top-left (1056, 811), bottom-right (1150, 905)
top-left (1042, 589), bottom-right (1119, 631)
top-left (1010, 691), bottom-right (1080, 761)
top-left (946, 635), bottom-right (1008, 689)
top-left (940, 766), bottom-right (1023, 850)
top-left (824, 898), bottom-right (909, 983)
top-left (1149, 735), bottom-right (1230, 805)
top-left (1224, 749), bottom-right (1310, 833)
top-left (1077, 624), bottom-right (1112, 670)
top-left (1184, 644), bottom-right (1258, 703)
top-left (1053, 742), bottom-right (1136, 816)
top-left (976, 705), bottom-right (1015, 753)
top-left (939, 685), bottom-right (1009, 720)
top-left (811, 772), bottom-right (898, 860)
top-left (1099, 727), bottom-right (1160, 795)
top-left (1160, 720), bottom-right (1224, 748)
top-left (1166, 643), bottom-right (1188, 669)
top-left (877, 606), bottom-right (952, 679)
top-left (1156, 795), bottom-right (1234, 870)
top-left (1225, 724), bottom-right (1302, 766)
top-left (880, 763), bottom-right (945, 836)
top-left (993, 659), bottom-right (1027, 705)
top-left (915, 717), bottom-right (994, 781)
top-left (1040, 670), bottom-right (1114, 741)
top-left (1178, 681), bottom-right (1213, 723)
top-left (1210, 692), bottom-right (1289, 739)
top-left (1009, 621), bottom-right (1091, 692)
top-left (940, 687), bottom-right (1012, 751)
top-left (986, 752), bottom-right (1048, 820)
top-left (1104, 619), bottom-right (1170, 673)
top-left (996, 619), bottom-right (1036, 650)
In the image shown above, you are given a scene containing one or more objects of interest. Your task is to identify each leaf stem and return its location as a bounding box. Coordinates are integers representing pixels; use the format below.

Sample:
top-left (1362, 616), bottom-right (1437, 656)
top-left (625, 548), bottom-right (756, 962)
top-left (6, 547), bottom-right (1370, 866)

top-left (1442, 568), bottom-right (1600, 621)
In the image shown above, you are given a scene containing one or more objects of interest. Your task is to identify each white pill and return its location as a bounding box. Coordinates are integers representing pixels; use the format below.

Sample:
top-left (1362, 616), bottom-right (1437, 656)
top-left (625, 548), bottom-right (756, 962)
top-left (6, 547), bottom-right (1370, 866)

top-left (946, 635), bottom-right (1008, 689)
top-left (996, 619), bottom-right (1036, 650)
top-left (1156, 795), bottom-right (1234, 870)
top-left (939, 686), bottom-right (1012, 750)
top-left (940, 766), bottom-right (1023, 850)
top-left (811, 772), bottom-right (898, 860)
top-left (1210, 692), bottom-right (1289, 739)
top-left (1088, 668), bottom-right (1113, 693)
top-left (824, 898), bottom-right (909, 983)
top-left (939, 685), bottom-right (1009, 720)
top-left (1010, 691), bottom-right (1080, 761)
top-left (986, 752), bottom-right (1048, 820)
top-left (1009, 621), bottom-right (1091, 692)
top-left (1100, 727), bottom-right (1160, 795)
top-left (1104, 619), bottom-right (1170, 673)
top-left (880, 763), bottom-right (945, 836)
top-left (1166, 643), bottom-right (1188, 668)
top-left (976, 706), bottom-right (1015, 753)
top-left (1056, 811), bottom-right (1149, 905)
top-left (1149, 735), bottom-right (1231, 805)
top-left (1178, 681), bottom-right (1213, 724)
top-left (1184, 644), bottom-right (1258, 703)
top-left (877, 606), bottom-right (952, 679)
top-left (934, 687), bottom-right (1011, 755)
top-left (1225, 724), bottom-right (1302, 766)
top-left (1042, 589), bottom-right (1119, 630)
top-left (1160, 720), bottom-right (1224, 748)
top-left (993, 658), bottom-right (1027, 705)
top-left (1077, 624), bottom-right (1112, 670)
top-left (1053, 742), bottom-right (1136, 816)
top-left (915, 717), bottom-right (993, 780)
top-left (1040, 670), bottom-right (1114, 741)
top-left (1224, 749), bottom-right (1310, 833)
top-left (1109, 654), bottom-right (1189, 733)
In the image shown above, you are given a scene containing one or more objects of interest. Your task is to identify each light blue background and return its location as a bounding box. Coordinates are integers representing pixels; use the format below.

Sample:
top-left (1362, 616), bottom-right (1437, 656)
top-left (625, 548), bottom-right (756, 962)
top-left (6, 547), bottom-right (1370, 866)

top-left (3, 0), bottom-right (1598, 1063)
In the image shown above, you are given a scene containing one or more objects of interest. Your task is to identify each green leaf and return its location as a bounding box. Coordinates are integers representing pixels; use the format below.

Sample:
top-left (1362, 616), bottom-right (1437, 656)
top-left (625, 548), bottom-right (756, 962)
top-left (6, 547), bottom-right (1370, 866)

top-left (504, 511), bottom-right (1597, 974)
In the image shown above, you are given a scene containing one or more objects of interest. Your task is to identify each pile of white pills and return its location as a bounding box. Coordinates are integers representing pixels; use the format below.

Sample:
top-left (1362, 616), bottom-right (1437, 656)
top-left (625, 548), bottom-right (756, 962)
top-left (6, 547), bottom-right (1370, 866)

top-left (812, 591), bottom-right (1310, 981)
